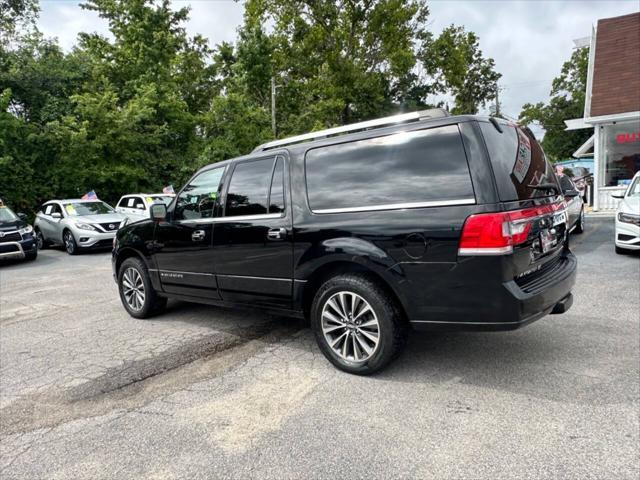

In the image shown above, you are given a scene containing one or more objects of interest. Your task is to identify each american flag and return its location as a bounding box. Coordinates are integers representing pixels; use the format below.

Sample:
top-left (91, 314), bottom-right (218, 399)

top-left (81, 190), bottom-right (97, 200)
top-left (163, 185), bottom-right (175, 194)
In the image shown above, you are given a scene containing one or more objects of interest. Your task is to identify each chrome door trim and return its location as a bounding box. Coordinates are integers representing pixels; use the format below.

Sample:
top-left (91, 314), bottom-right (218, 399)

top-left (311, 198), bottom-right (476, 214)
top-left (176, 213), bottom-right (284, 225)
top-left (149, 269), bottom-right (216, 277)
top-left (216, 274), bottom-right (291, 282)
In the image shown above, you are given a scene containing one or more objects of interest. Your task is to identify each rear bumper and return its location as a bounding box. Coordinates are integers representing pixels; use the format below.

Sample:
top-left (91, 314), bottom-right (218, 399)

top-left (410, 252), bottom-right (577, 332)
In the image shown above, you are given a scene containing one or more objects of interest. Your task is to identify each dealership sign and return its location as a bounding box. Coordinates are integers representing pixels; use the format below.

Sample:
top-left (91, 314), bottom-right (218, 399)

top-left (616, 131), bottom-right (640, 144)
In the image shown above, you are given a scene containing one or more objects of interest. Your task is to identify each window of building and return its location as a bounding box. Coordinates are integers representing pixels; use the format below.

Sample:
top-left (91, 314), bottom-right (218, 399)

top-left (602, 121), bottom-right (640, 187)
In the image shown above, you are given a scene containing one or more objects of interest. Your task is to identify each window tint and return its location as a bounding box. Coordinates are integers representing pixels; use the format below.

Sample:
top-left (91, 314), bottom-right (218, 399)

top-left (305, 125), bottom-right (474, 212)
top-left (269, 157), bottom-right (285, 214)
top-left (116, 197), bottom-right (127, 208)
top-left (174, 168), bottom-right (225, 220)
top-left (558, 175), bottom-right (574, 192)
top-left (225, 158), bottom-right (275, 217)
top-left (480, 122), bottom-right (559, 201)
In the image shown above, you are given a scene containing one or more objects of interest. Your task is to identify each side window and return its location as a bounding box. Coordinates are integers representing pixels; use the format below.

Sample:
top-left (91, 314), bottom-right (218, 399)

top-left (127, 198), bottom-right (136, 208)
top-left (305, 125), bottom-right (475, 213)
top-left (225, 158), bottom-right (275, 217)
top-left (174, 168), bottom-right (225, 220)
top-left (51, 204), bottom-right (63, 216)
top-left (116, 197), bottom-right (127, 209)
top-left (134, 197), bottom-right (146, 210)
top-left (269, 157), bottom-right (285, 214)
top-left (559, 176), bottom-right (574, 192)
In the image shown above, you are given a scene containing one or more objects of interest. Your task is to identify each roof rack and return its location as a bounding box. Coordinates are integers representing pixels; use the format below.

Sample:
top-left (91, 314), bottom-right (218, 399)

top-left (252, 108), bottom-right (449, 152)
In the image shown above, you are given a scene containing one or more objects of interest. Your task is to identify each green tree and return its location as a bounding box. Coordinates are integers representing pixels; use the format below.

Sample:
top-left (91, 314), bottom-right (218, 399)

top-left (519, 47), bottom-right (591, 161)
top-left (421, 25), bottom-right (501, 115)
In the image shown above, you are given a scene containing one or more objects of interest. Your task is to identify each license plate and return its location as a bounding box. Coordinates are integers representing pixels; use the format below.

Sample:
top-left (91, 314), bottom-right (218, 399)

top-left (540, 229), bottom-right (554, 253)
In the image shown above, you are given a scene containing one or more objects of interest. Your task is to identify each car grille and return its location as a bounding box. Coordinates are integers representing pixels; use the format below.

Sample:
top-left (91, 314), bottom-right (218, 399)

top-left (97, 222), bottom-right (119, 232)
top-left (0, 243), bottom-right (20, 253)
top-left (0, 231), bottom-right (21, 243)
top-left (515, 253), bottom-right (569, 295)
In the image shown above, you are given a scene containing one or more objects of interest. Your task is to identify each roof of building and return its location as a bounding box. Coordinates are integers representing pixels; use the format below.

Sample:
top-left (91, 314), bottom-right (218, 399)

top-left (588, 12), bottom-right (640, 118)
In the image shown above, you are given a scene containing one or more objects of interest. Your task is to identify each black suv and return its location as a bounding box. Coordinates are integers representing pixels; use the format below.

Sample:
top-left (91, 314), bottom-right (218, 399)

top-left (0, 200), bottom-right (37, 262)
top-left (113, 110), bottom-right (577, 374)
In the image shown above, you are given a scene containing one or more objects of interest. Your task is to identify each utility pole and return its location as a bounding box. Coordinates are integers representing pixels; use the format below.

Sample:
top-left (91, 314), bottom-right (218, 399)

top-left (271, 77), bottom-right (276, 137)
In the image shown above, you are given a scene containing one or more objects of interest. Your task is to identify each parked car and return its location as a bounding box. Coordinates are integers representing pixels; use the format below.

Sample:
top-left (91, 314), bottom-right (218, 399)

top-left (0, 200), bottom-right (37, 261)
top-left (35, 199), bottom-right (125, 255)
top-left (115, 193), bottom-right (175, 224)
top-left (558, 174), bottom-right (585, 233)
top-left (113, 110), bottom-right (576, 374)
top-left (613, 171), bottom-right (640, 254)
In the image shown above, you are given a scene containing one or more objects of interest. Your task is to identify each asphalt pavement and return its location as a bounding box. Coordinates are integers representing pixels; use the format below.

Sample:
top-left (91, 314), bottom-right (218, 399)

top-left (0, 215), bottom-right (638, 479)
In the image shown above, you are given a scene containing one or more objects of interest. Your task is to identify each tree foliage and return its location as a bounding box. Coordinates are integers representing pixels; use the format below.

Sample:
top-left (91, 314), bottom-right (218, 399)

top-left (1, 0), bottom-right (501, 214)
top-left (519, 47), bottom-right (591, 161)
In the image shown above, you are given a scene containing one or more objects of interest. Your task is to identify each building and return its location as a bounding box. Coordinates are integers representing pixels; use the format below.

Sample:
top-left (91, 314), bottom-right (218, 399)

top-left (565, 12), bottom-right (640, 210)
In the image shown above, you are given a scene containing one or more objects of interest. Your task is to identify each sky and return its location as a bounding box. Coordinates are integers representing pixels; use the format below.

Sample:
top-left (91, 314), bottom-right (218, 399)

top-left (37, 0), bottom-right (640, 134)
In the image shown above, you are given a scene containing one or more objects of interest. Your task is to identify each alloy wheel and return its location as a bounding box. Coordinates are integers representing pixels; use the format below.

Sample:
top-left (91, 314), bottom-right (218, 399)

top-left (64, 232), bottom-right (75, 254)
top-left (321, 291), bottom-right (380, 363)
top-left (122, 267), bottom-right (146, 311)
top-left (36, 231), bottom-right (44, 250)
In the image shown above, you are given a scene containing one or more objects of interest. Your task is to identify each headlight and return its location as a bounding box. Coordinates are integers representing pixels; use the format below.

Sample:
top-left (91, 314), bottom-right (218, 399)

top-left (75, 222), bottom-right (97, 231)
top-left (19, 225), bottom-right (33, 235)
top-left (618, 212), bottom-right (640, 226)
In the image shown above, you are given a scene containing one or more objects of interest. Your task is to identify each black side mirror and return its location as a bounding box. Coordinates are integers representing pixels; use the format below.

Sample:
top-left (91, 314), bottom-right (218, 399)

top-left (17, 213), bottom-right (27, 220)
top-left (150, 203), bottom-right (167, 221)
top-left (563, 189), bottom-right (580, 198)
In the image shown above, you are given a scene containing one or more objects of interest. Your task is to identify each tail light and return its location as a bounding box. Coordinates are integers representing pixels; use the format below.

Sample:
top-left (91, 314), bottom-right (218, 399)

top-left (458, 202), bottom-right (566, 256)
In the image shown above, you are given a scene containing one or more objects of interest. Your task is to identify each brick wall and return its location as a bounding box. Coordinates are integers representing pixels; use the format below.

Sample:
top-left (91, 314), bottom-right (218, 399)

top-left (590, 12), bottom-right (640, 117)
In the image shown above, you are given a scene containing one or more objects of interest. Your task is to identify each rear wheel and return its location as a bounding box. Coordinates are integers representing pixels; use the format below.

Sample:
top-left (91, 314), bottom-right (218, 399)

top-left (118, 257), bottom-right (167, 318)
top-left (35, 228), bottom-right (48, 249)
top-left (310, 274), bottom-right (407, 375)
top-left (573, 207), bottom-right (585, 234)
top-left (63, 230), bottom-right (79, 255)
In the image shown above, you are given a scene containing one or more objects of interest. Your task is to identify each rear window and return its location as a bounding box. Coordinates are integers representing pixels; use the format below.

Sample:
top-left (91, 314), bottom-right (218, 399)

top-left (305, 125), bottom-right (475, 213)
top-left (479, 122), bottom-right (559, 201)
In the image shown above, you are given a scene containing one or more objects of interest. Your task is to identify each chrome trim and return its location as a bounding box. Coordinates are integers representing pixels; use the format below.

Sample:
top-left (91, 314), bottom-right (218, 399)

top-left (411, 319), bottom-right (525, 326)
top-left (0, 241), bottom-right (25, 259)
top-left (458, 246), bottom-right (513, 256)
top-left (150, 269), bottom-right (215, 277)
top-left (176, 213), bottom-right (283, 224)
top-left (252, 109), bottom-right (449, 152)
top-left (0, 229), bottom-right (22, 240)
top-left (217, 274), bottom-right (291, 282)
top-left (312, 198), bottom-right (476, 214)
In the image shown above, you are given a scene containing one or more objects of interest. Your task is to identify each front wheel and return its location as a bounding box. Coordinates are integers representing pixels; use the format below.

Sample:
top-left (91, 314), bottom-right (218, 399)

top-left (310, 274), bottom-right (407, 375)
top-left (118, 257), bottom-right (167, 318)
top-left (35, 229), bottom-right (48, 250)
top-left (63, 230), bottom-right (79, 255)
top-left (573, 208), bottom-right (585, 234)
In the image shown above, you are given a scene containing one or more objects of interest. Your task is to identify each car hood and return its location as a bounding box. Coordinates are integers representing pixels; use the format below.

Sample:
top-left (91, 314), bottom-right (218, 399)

top-left (0, 219), bottom-right (27, 232)
top-left (72, 213), bottom-right (125, 225)
top-left (619, 197), bottom-right (640, 215)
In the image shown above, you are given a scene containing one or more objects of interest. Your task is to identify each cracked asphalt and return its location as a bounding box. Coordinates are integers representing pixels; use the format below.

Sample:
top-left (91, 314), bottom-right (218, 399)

top-left (0, 215), bottom-right (638, 479)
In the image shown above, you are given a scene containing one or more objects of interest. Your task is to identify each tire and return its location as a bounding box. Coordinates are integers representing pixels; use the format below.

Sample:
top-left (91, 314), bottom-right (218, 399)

top-left (118, 257), bottom-right (167, 318)
top-left (24, 250), bottom-right (38, 261)
top-left (615, 245), bottom-right (629, 255)
top-left (35, 229), bottom-right (48, 250)
top-left (310, 274), bottom-right (407, 375)
top-left (573, 208), bottom-right (585, 234)
top-left (63, 230), bottom-right (79, 255)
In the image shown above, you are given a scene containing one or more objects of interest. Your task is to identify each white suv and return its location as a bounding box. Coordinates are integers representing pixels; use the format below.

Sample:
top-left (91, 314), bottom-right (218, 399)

top-left (613, 171), bottom-right (640, 254)
top-left (115, 194), bottom-right (175, 224)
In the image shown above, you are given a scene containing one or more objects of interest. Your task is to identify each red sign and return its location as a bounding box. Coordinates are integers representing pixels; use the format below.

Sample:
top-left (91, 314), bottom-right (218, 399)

top-left (616, 132), bottom-right (640, 144)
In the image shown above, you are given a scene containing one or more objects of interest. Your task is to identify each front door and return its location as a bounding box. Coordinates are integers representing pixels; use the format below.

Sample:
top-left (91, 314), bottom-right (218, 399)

top-left (212, 155), bottom-right (294, 308)
top-left (153, 166), bottom-right (227, 298)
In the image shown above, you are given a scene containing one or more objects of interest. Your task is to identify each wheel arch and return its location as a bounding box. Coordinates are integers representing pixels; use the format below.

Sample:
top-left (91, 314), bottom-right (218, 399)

top-left (299, 259), bottom-right (408, 323)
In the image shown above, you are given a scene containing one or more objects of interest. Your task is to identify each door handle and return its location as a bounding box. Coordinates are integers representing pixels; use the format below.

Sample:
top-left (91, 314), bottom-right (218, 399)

top-left (191, 230), bottom-right (206, 241)
top-left (267, 227), bottom-right (287, 241)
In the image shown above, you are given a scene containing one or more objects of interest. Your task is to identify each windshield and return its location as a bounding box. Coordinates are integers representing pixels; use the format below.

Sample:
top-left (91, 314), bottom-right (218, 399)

top-left (63, 201), bottom-right (115, 216)
top-left (146, 195), bottom-right (174, 206)
top-left (0, 206), bottom-right (18, 223)
top-left (627, 176), bottom-right (640, 197)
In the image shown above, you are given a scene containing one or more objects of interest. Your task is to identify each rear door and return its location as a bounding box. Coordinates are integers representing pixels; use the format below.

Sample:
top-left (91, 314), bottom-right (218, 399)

top-left (479, 121), bottom-right (567, 273)
top-left (211, 155), bottom-right (294, 308)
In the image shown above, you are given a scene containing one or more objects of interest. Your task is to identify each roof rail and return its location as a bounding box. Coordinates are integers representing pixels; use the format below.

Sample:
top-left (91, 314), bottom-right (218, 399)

top-left (252, 108), bottom-right (449, 152)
